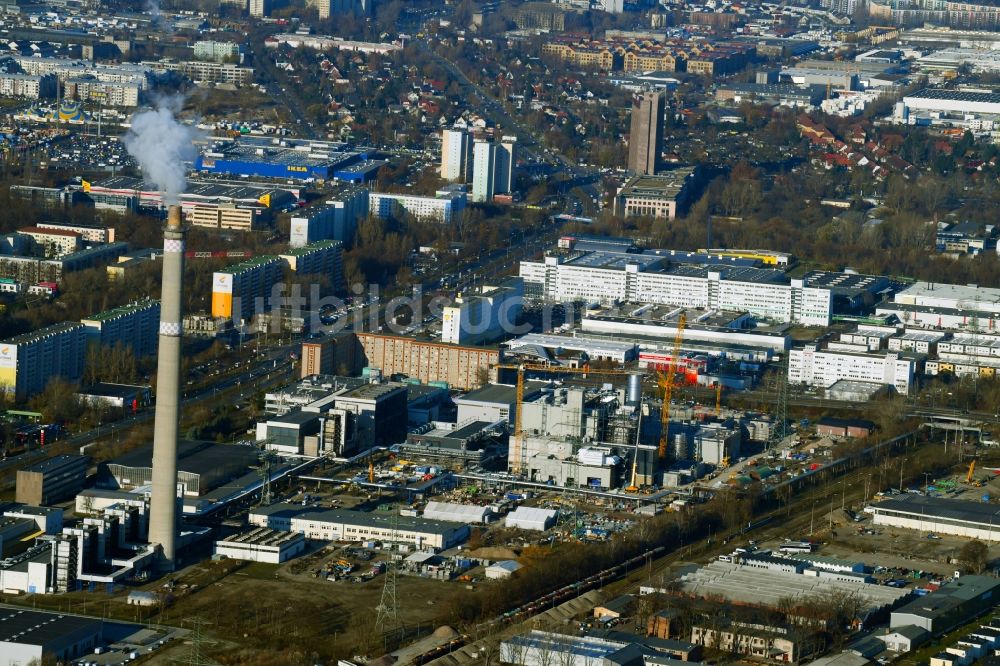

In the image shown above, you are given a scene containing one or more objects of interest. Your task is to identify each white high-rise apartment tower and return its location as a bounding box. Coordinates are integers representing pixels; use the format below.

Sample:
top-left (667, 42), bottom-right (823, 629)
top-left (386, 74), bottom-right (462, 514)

top-left (471, 140), bottom-right (497, 203)
top-left (440, 129), bottom-right (474, 182)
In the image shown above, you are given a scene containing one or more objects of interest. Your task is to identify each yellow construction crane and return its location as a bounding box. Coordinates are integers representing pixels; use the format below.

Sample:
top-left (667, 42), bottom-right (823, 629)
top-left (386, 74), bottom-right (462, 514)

top-left (967, 459), bottom-right (977, 484)
top-left (657, 314), bottom-right (686, 461)
top-left (715, 383), bottom-right (723, 417)
top-left (497, 363), bottom-right (641, 474)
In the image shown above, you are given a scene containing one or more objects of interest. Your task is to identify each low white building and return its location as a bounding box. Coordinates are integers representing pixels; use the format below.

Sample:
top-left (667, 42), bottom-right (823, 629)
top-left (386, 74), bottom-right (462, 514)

top-left (485, 560), bottom-right (523, 579)
top-left (422, 501), bottom-right (494, 524)
top-left (788, 345), bottom-right (918, 395)
top-left (505, 506), bottom-right (558, 531)
top-left (865, 494), bottom-right (1000, 542)
top-left (369, 185), bottom-right (466, 224)
top-left (289, 508), bottom-right (469, 549)
top-left (215, 528), bottom-right (306, 564)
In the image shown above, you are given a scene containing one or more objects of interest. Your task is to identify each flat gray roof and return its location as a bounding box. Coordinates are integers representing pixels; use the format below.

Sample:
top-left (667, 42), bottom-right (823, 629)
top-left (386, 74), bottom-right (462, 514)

top-left (298, 509), bottom-right (465, 535)
top-left (0, 606), bottom-right (102, 646)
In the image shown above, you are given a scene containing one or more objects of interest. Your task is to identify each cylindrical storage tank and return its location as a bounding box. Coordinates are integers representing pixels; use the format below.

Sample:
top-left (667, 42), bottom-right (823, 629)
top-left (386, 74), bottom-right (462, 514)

top-left (626, 374), bottom-right (642, 406)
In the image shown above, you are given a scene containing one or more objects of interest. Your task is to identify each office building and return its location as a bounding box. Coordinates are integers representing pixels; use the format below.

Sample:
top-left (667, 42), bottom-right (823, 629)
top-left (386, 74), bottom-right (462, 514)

top-left (289, 508), bottom-right (469, 549)
top-left (628, 91), bottom-right (665, 175)
top-left (211, 256), bottom-right (284, 322)
top-left (0, 322), bottom-right (87, 401)
top-left (80, 299), bottom-right (160, 358)
top-left (472, 140), bottom-right (496, 203)
top-left (440, 128), bottom-right (474, 182)
top-left (441, 278), bottom-right (523, 345)
top-left (614, 168), bottom-right (697, 220)
top-left (355, 333), bottom-right (499, 390)
top-left (289, 187), bottom-right (369, 247)
top-left (520, 252), bottom-right (835, 325)
top-left (16, 454), bottom-right (87, 505)
top-left (369, 186), bottom-right (467, 224)
top-left (788, 345), bottom-right (917, 395)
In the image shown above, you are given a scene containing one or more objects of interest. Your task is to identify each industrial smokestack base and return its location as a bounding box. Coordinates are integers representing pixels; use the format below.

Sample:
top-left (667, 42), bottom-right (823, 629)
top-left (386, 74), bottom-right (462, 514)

top-left (148, 204), bottom-right (185, 571)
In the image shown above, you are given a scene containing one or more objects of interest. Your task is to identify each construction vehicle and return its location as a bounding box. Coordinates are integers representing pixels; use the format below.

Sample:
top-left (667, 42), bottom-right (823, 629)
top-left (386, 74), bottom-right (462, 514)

top-left (657, 314), bottom-right (687, 461)
top-left (496, 363), bottom-right (643, 474)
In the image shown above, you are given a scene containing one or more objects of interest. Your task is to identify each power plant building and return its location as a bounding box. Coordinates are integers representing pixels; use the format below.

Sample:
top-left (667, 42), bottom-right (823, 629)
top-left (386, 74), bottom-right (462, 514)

top-left (16, 454), bottom-right (88, 505)
top-left (0, 322), bottom-right (87, 401)
top-left (80, 299), bottom-right (160, 358)
top-left (99, 440), bottom-right (260, 497)
top-left (441, 278), bottom-right (523, 345)
top-left (211, 256), bottom-right (284, 321)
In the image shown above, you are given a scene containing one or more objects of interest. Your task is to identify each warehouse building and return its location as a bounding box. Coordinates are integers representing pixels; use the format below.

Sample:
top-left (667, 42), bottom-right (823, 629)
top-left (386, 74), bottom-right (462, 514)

top-left (422, 501), bottom-right (494, 524)
top-left (85, 177), bottom-right (294, 226)
top-left (195, 139), bottom-right (369, 181)
top-left (501, 631), bottom-right (642, 666)
top-left (289, 509), bottom-right (470, 549)
top-left (866, 494), bottom-right (1000, 542)
top-left (901, 88), bottom-right (1000, 121)
top-left (506, 506), bottom-right (558, 531)
top-left (215, 528), bottom-right (306, 563)
top-left (679, 561), bottom-right (909, 622)
top-left (0, 322), bottom-right (87, 401)
top-left (98, 440), bottom-right (259, 497)
top-left (891, 575), bottom-right (1000, 635)
top-left (16, 454), bottom-right (87, 506)
top-left (80, 298), bottom-right (160, 359)
top-left (0, 608), bottom-right (104, 665)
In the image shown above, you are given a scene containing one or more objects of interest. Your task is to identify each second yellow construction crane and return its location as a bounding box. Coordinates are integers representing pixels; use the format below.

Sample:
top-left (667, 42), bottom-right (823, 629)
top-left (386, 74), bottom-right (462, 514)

top-left (657, 314), bottom-right (686, 461)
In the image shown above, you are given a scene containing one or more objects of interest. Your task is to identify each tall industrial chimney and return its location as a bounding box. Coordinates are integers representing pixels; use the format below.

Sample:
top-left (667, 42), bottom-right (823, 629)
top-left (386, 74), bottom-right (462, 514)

top-left (148, 204), bottom-right (185, 570)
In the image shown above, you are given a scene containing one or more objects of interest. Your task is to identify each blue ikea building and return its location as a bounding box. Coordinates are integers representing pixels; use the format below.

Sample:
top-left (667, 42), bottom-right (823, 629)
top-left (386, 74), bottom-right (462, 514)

top-left (195, 141), bottom-right (371, 181)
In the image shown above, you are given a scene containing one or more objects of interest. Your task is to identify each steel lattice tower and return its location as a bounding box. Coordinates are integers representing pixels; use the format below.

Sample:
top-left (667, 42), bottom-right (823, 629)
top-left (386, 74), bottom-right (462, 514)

top-left (768, 356), bottom-right (790, 450)
top-left (375, 508), bottom-right (400, 632)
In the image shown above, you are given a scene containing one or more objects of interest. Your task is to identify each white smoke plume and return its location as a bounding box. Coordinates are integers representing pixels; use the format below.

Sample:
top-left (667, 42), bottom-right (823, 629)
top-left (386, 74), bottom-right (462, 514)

top-left (124, 97), bottom-right (198, 205)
